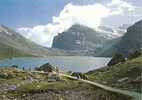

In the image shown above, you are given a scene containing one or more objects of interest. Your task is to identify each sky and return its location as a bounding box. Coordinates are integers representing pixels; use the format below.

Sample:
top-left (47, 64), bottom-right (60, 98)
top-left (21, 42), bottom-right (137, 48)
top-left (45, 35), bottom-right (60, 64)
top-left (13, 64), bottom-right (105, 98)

top-left (0, 0), bottom-right (142, 47)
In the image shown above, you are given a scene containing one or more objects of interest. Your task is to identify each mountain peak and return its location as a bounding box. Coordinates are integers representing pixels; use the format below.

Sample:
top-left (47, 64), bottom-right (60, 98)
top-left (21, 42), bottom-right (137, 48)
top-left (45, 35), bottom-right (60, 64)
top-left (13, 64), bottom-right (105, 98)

top-left (0, 25), bottom-right (8, 33)
top-left (66, 24), bottom-right (96, 33)
top-left (0, 25), bottom-right (14, 35)
top-left (52, 23), bottom-right (116, 51)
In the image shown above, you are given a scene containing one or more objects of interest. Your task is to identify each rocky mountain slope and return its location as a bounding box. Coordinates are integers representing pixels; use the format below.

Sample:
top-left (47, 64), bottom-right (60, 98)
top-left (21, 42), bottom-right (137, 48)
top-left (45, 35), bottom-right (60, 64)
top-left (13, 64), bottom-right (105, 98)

top-left (52, 24), bottom-right (122, 55)
top-left (99, 20), bottom-right (142, 57)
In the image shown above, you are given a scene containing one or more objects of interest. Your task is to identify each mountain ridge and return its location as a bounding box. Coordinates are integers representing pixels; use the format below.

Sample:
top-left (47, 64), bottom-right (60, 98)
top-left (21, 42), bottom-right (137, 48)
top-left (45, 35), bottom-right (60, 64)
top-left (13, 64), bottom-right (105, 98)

top-left (99, 20), bottom-right (142, 57)
top-left (0, 25), bottom-right (71, 59)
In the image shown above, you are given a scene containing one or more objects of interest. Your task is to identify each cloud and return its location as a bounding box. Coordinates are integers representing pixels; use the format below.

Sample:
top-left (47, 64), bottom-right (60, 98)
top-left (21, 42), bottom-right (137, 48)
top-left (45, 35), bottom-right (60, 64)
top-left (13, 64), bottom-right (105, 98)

top-left (18, 0), bottom-right (136, 47)
top-left (107, 0), bottom-right (135, 15)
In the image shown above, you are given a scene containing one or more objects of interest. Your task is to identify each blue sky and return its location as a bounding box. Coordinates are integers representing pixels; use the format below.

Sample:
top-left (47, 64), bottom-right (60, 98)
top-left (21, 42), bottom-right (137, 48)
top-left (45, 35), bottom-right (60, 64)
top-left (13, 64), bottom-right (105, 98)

top-left (0, 0), bottom-right (141, 47)
top-left (0, 0), bottom-right (69, 28)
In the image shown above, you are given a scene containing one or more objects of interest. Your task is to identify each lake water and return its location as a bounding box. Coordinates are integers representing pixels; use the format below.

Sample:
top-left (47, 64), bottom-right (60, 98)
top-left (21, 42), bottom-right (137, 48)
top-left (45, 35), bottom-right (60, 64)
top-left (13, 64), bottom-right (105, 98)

top-left (0, 56), bottom-right (111, 72)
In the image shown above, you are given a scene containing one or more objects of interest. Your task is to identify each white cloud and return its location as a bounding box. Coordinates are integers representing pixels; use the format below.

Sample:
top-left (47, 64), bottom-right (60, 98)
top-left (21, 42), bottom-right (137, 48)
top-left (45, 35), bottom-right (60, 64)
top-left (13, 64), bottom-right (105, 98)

top-left (18, 27), bottom-right (52, 47)
top-left (107, 0), bottom-right (135, 15)
top-left (18, 0), bottom-right (136, 47)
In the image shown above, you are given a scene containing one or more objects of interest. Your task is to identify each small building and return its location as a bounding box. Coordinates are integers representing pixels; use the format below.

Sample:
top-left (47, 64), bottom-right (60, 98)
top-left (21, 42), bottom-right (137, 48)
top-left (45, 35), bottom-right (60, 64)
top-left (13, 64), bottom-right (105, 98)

top-left (47, 72), bottom-right (60, 82)
top-left (36, 63), bottom-right (59, 73)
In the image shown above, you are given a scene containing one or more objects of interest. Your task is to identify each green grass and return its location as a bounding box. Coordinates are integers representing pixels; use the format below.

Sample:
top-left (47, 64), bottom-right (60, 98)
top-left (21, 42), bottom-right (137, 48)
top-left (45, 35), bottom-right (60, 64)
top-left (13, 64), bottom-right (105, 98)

top-left (87, 57), bottom-right (142, 93)
top-left (16, 82), bottom-right (49, 93)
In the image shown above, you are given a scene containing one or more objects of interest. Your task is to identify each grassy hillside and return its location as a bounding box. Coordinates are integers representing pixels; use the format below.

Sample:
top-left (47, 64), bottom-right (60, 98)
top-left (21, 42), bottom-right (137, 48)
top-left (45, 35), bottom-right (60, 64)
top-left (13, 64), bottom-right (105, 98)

top-left (87, 57), bottom-right (142, 93)
top-left (0, 42), bottom-right (34, 59)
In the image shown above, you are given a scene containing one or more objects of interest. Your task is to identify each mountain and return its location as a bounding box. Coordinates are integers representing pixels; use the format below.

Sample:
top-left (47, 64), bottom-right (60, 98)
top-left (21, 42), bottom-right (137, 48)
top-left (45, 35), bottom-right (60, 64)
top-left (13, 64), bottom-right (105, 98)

top-left (0, 25), bottom-right (70, 59)
top-left (99, 20), bottom-right (142, 57)
top-left (52, 24), bottom-right (121, 55)
top-left (98, 25), bottom-right (126, 36)
top-left (118, 24), bottom-right (130, 30)
top-left (1, 20), bottom-right (138, 58)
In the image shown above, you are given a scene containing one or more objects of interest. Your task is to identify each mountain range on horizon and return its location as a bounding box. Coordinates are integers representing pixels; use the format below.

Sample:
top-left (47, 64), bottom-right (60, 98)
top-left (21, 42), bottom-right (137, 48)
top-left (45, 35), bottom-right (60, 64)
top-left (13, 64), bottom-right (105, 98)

top-left (52, 20), bottom-right (141, 57)
top-left (0, 20), bottom-right (141, 58)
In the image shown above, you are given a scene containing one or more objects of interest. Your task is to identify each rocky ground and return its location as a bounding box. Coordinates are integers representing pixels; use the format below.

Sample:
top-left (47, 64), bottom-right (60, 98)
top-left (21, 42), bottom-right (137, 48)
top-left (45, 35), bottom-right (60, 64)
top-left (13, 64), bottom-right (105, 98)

top-left (0, 67), bottom-right (131, 100)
